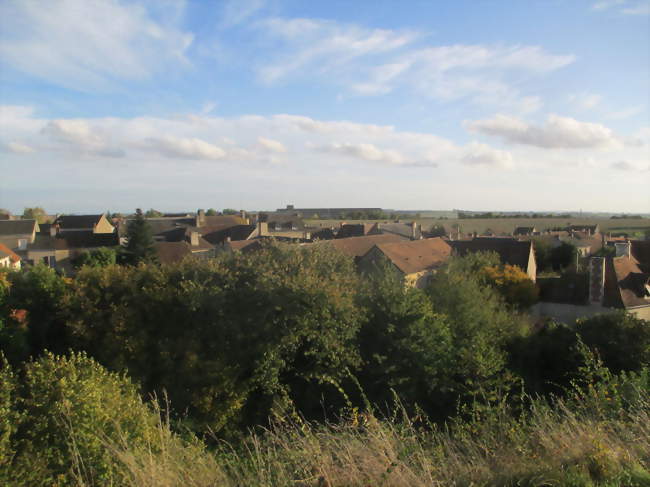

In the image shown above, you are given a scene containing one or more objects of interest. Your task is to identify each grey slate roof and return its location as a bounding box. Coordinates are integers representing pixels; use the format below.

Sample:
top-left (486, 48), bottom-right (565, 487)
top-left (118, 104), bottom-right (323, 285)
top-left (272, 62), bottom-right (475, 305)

top-left (0, 220), bottom-right (38, 236)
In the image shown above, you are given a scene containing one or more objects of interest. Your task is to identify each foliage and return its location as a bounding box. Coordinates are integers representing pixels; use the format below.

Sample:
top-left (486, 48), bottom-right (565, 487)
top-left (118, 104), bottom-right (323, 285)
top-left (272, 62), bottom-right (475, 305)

top-left (72, 247), bottom-right (117, 269)
top-left (531, 237), bottom-right (552, 271)
top-left (1, 265), bottom-right (69, 362)
top-left (550, 241), bottom-right (577, 270)
top-left (205, 208), bottom-right (217, 216)
top-left (481, 264), bottom-right (539, 309)
top-left (64, 243), bottom-right (363, 435)
top-left (425, 255), bottom-right (529, 408)
top-left (222, 208), bottom-right (238, 215)
top-left (21, 206), bottom-right (48, 223)
top-left (1, 352), bottom-right (162, 486)
top-left (144, 208), bottom-right (163, 218)
top-left (121, 208), bottom-right (157, 265)
top-left (356, 263), bottom-right (453, 416)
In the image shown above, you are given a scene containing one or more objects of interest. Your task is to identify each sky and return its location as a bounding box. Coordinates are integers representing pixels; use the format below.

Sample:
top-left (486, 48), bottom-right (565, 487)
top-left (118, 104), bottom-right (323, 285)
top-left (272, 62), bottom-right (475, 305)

top-left (0, 0), bottom-right (649, 214)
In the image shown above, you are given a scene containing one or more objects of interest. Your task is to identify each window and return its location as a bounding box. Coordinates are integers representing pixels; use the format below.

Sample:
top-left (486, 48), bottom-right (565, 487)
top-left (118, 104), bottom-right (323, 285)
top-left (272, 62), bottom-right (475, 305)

top-left (18, 239), bottom-right (27, 250)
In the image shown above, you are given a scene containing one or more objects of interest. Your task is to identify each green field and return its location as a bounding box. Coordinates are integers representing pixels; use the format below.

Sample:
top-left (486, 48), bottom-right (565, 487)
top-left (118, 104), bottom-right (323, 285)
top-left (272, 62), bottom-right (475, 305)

top-left (306, 217), bottom-right (650, 237)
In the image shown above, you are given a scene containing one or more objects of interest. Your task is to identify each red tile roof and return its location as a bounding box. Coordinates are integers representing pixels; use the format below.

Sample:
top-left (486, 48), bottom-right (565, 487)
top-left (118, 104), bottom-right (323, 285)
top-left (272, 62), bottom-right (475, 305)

top-left (0, 242), bottom-right (20, 262)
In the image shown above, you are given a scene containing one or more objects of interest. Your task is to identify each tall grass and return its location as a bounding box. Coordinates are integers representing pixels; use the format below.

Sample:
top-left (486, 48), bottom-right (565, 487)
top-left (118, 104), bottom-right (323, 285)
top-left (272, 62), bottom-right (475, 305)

top-left (93, 383), bottom-right (649, 487)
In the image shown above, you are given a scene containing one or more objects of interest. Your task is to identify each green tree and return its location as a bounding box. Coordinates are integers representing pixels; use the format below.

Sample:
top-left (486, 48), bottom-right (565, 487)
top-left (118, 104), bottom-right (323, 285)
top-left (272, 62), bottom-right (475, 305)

top-left (65, 243), bottom-right (363, 435)
top-left (144, 208), bottom-right (163, 218)
top-left (121, 209), bottom-right (157, 266)
top-left (357, 263), bottom-right (453, 417)
top-left (532, 238), bottom-right (552, 271)
top-left (428, 224), bottom-right (447, 237)
top-left (1, 352), bottom-right (161, 485)
top-left (550, 241), bottom-right (577, 270)
top-left (73, 247), bottom-right (117, 269)
top-left (222, 208), bottom-right (238, 215)
top-left (205, 208), bottom-right (218, 216)
top-left (22, 207), bottom-right (48, 223)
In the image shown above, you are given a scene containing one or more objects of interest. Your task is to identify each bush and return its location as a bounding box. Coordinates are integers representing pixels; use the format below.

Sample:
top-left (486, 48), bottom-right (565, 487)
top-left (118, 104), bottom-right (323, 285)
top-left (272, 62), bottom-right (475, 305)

top-left (1, 352), bottom-right (161, 486)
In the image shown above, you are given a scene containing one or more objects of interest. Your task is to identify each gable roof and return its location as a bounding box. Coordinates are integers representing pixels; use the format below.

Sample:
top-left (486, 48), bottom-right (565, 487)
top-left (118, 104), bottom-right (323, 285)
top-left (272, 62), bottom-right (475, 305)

top-left (202, 215), bottom-right (247, 227)
top-left (449, 238), bottom-right (533, 271)
top-left (336, 223), bottom-right (378, 239)
top-left (631, 240), bottom-right (650, 273)
top-left (0, 243), bottom-right (20, 262)
top-left (55, 214), bottom-right (104, 230)
top-left (201, 225), bottom-right (256, 245)
top-left (154, 242), bottom-right (192, 264)
top-left (377, 222), bottom-right (421, 239)
top-left (228, 240), bottom-right (264, 253)
top-left (514, 226), bottom-right (535, 235)
top-left (0, 219), bottom-right (38, 236)
top-left (610, 256), bottom-right (650, 309)
top-left (324, 234), bottom-right (406, 258)
top-left (373, 237), bottom-right (452, 274)
top-left (28, 232), bottom-right (119, 250)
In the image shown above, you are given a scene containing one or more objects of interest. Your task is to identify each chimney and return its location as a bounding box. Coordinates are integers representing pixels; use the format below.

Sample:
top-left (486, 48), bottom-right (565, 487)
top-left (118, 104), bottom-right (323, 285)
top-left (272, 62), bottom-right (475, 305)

top-left (190, 231), bottom-right (199, 247)
top-left (226, 236), bottom-right (231, 243)
top-left (195, 209), bottom-right (205, 227)
top-left (589, 257), bottom-right (606, 304)
top-left (257, 221), bottom-right (268, 237)
top-left (240, 210), bottom-right (247, 221)
top-left (614, 242), bottom-right (631, 258)
top-left (50, 224), bottom-right (58, 237)
top-left (411, 221), bottom-right (417, 240)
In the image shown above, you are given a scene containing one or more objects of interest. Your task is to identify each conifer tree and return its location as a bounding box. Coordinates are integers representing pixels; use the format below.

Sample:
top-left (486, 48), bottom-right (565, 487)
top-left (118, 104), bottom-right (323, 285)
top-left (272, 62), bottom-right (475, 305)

top-left (122, 208), bottom-right (157, 265)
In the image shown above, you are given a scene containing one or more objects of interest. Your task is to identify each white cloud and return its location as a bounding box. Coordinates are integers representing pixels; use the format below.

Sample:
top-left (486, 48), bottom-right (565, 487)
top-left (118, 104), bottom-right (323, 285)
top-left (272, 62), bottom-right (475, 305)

top-left (592, 0), bottom-right (625, 10)
top-left (591, 0), bottom-right (649, 14)
top-left (5, 141), bottom-right (34, 154)
top-left (467, 114), bottom-right (621, 149)
top-left (316, 142), bottom-right (407, 166)
top-left (0, 0), bottom-right (193, 91)
top-left (622, 3), bottom-right (650, 15)
top-left (255, 18), bottom-right (572, 109)
top-left (461, 142), bottom-right (514, 168)
top-left (569, 92), bottom-right (602, 109)
top-left (257, 137), bottom-right (287, 153)
top-left (146, 136), bottom-right (226, 160)
top-left (611, 160), bottom-right (636, 170)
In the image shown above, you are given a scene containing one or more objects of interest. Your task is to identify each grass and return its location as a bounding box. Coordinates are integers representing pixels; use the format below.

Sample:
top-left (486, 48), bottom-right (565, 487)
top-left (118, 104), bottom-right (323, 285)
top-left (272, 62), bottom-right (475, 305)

top-left (74, 389), bottom-right (650, 487)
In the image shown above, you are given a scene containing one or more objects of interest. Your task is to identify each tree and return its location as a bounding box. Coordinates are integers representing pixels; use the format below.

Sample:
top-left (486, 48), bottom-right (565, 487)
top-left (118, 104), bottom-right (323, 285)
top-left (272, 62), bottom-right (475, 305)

top-left (205, 208), bottom-right (218, 216)
top-left (1, 352), bottom-right (161, 485)
top-left (73, 248), bottom-right (117, 269)
top-left (222, 208), bottom-right (238, 215)
top-left (121, 209), bottom-right (157, 266)
top-left (481, 264), bottom-right (539, 309)
top-left (144, 208), bottom-right (163, 218)
top-left (22, 207), bottom-right (48, 223)
top-left (550, 242), bottom-right (577, 270)
top-left (532, 238), bottom-right (552, 272)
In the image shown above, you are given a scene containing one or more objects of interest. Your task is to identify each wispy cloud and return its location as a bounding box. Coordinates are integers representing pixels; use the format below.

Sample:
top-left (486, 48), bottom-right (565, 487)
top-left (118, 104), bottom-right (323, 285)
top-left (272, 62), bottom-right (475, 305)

top-left (592, 0), bottom-right (649, 14)
top-left (254, 17), bottom-right (573, 109)
top-left (467, 114), bottom-right (621, 149)
top-left (569, 92), bottom-right (602, 109)
top-left (0, 0), bottom-right (193, 92)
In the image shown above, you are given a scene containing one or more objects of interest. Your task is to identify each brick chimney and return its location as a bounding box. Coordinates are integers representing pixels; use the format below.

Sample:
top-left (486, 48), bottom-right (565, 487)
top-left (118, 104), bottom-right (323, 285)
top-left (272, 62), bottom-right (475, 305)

top-left (190, 231), bottom-right (199, 247)
top-left (589, 257), bottom-right (606, 304)
top-left (614, 242), bottom-right (631, 258)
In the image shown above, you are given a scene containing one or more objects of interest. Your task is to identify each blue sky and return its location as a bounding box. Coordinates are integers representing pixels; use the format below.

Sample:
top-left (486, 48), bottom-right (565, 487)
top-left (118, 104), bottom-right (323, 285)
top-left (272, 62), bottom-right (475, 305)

top-left (0, 0), bottom-right (648, 213)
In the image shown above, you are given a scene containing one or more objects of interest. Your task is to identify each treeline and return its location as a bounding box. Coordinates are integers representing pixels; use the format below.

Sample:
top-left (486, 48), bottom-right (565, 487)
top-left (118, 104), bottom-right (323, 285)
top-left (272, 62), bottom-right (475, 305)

top-left (1, 243), bottom-right (649, 484)
top-left (458, 211), bottom-right (574, 219)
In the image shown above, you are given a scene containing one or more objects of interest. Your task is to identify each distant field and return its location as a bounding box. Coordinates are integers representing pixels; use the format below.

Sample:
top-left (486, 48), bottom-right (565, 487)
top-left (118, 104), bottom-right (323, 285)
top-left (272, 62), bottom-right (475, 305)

top-left (306, 217), bottom-right (650, 236)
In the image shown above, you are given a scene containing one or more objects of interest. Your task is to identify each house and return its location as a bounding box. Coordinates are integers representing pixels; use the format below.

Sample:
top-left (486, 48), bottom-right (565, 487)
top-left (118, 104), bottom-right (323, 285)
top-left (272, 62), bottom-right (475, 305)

top-left (55, 214), bottom-right (115, 234)
top-left (0, 243), bottom-right (21, 269)
top-left (376, 222), bottom-right (422, 240)
top-left (0, 220), bottom-right (39, 254)
top-left (449, 237), bottom-right (537, 281)
top-left (597, 242), bottom-right (650, 320)
top-left (567, 224), bottom-right (599, 236)
top-left (336, 223), bottom-right (380, 239)
top-left (322, 234), bottom-right (407, 262)
top-left (358, 237), bottom-right (452, 288)
top-left (513, 226), bottom-right (536, 236)
top-left (27, 231), bottom-right (120, 272)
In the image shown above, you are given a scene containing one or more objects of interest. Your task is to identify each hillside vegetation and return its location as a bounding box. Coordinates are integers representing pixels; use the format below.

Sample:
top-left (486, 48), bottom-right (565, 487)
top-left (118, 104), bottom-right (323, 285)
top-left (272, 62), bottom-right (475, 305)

top-left (1, 243), bottom-right (649, 485)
